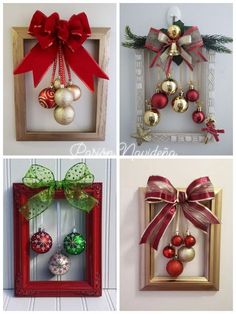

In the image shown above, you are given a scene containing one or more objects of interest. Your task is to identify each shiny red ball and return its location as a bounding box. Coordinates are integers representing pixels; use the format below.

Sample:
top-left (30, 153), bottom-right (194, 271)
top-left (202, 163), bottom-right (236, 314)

top-left (192, 110), bottom-right (205, 124)
top-left (184, 235), bottom-right (196, 248)
top-left (186, 89), bottom-right (199, 102)
top-left (171, 235), bottom-right (183, 246)
top-left (151, 92), bottom-right (168, 109)
top-left (163, 245), bottom-right (175, 258)
top-left (38, 88), bottom-right (56, 109)
top-left (31, 229), bottom-right (53, 254)
top-left (166, 259), bottom-right (183, 277)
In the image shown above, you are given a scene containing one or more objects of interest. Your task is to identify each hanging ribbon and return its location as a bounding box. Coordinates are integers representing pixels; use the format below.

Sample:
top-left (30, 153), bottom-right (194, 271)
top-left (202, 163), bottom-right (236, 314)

top-left (140, 176), bottom-right (220, 250)
top-left (202, 119), bottom-right (225, 142)
top-left (145, 26), bottom-right (207, 75)
top-left (13, 10), bottom-right (109, 91)
top-left (20, 163), bottom-right (98, 220)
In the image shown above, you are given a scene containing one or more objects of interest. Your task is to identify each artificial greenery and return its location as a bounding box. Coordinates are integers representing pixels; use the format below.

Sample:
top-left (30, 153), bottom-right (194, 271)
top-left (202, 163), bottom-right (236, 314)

top-left (122, 25), bottom-right (232, 54)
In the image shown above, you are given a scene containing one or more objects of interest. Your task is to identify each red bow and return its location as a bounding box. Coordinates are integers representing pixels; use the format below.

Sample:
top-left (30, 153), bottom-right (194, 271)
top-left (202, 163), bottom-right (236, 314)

top-left (140, 176), bottom-right (220, 250)
top-left (14, 11), bottom-right (109, 91)
top-left (202, 121), bottom-right (225, 142)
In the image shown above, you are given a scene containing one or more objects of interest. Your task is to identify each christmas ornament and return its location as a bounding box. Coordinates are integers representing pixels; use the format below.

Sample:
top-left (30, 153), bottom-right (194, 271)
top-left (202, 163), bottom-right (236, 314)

top-left (172, 90), bottom-right (188, 113)
top-left (144, 109), bottom-right (160, 127)
top-left (49, 252), bottom-right (71, 275)
top-left (64, 230), bottom-right (86, 255)
top-left (178, 246), bottom-right (195, 262)
top-left (67, 83), bottom-right (82, 101)
top-left (167, 24), bottom-right (181, 39)
top-left (38, 87), bottom-right (56, 109)
top-left (166, 259), bottom-right (183, 277)
top-left (54, 88), bottom-right (74, 108)
top-left (54, 105), bottom-right (75, 125)
top-left (163, 245), bottom-right (175, 258)
top-left (131, 127), bottom-right (152, 145)
top-left (202, 118), bottom-right (225, 143)
top-left (19, 163), bottom-right (97, 220)
top-left (31, 228), bottom-right (53, 254)
top-left (186, 83), bottom-right (199, 102)
top-left (161, 76), bottom-right (178, 95)
top-left (171, 234), bottom-right (183, 247)
top-left (151, 90), bottom-right (168, 109)
top-left (184, 234), bottom-right (196, 248)
top-left (53, 77), bottom-right (61, 90)
top-left (192, 104), bottom-right (205, 124)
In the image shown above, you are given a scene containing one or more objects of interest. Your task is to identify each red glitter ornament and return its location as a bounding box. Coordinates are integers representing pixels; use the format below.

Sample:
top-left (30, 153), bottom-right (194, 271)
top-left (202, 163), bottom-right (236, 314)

top-left (151, 92), bottom-right (168, 109)
top-left (163, 245), bottom-right (175, 258)
top-left (192, 110), bottom-right (205, 124)
top-left (184, 235), bottom-right (196, 248)
top-left (166, 259), bottom-right (183, 277)
top-left (38, 88), bottom-right (56, 109)
top-left (171, 234), bottom-right (183, 246)
top-left (186, 85), bottom-right (199, 102)
top-left (31, 228), bottom-right (53, 254)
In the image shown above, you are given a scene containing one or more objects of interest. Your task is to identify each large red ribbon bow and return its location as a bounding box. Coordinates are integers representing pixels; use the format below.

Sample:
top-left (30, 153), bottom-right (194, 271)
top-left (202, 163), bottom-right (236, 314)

top-left (140, 176), bottom-right (220, 250)
top-left (14, 10), bottom-right (109, 91)
top-left (145, 26), bottom-right (207, 75)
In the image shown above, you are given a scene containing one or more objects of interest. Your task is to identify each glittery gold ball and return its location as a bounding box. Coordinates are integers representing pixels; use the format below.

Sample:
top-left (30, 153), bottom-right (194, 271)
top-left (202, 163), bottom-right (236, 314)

top-left (178, 246), bottom-right (195, 262)
top-left (67, 84), bottom-right (81, 101)
top-left (54, 105), bottom-right (75, 125)
top-left (161, 78), bottom-right (178, 95)
top-left (54, 88), bottom-right (73, 107)
top-left (143, 110), bottom-right (160, 127)
top-left (167, 24), bottom-right (181, 39)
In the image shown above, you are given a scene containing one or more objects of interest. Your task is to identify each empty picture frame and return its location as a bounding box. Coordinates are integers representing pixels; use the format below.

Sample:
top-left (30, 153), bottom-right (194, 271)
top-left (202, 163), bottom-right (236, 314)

top-left (12, 27), bottom-right (110, 141)
top-left (139, 187), bottom-right (222, 291)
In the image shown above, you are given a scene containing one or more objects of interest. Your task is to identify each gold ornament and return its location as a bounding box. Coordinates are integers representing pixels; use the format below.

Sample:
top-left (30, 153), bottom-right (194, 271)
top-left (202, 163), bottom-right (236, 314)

top-left (144, 110), bottom-right (160, 127)
top-left (54, 105), bottom-right (75, 125)
top-left (178, 246), bottom-right (195, 262)
top-left (161, 76), bottom-right (178, 95)
top-left (54, 88), bottom-right (74, 107)
top-left (169, 42), bottom-right (179, 56)
top-left (53, 77), bottom-right (61, 90)
top-left (67, 83), bottom-right (82, 101)
top-left (131, 127), bottom-right (152, 146)
top-left (167, 24), bottom-right (181, 39)
top-left (172, 90), bottom-right (188, 113)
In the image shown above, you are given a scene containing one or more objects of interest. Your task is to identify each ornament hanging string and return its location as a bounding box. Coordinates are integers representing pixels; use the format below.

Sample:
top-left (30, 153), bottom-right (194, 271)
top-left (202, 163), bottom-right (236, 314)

top-left (13, 10), bottom-right (109, 91)
top-left (140, 175), bottom-right (220, 250)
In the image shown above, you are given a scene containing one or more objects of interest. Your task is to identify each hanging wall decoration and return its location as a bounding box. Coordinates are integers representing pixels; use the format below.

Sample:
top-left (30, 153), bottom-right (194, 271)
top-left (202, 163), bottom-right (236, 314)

top-left (123, 14), bottom-right (232, 145)
top-left (13, 163), bottom-right (102, 297)
top-left (139, 176), bottom-right (222, 291)
top-left (12, 11), bottom-right (110, 141)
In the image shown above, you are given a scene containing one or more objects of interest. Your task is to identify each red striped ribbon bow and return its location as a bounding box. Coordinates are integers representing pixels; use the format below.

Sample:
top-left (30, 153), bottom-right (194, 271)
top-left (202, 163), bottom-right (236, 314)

top-left (140, 176), bottom-right (220, 250)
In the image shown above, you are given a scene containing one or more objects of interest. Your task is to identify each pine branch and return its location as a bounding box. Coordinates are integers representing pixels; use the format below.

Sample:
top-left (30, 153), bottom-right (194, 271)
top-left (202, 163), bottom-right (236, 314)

top-left (122, 26), bottom-right (147, 49)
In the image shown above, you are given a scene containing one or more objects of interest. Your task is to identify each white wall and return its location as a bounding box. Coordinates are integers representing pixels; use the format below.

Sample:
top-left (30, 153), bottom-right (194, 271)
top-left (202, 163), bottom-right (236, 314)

top-left (120, 159), bottom-right (232, 311)
top-left (120, 3), bottom-right (233, 155)
top-left (4, 158), bottom-right (116, 290)
top-left (3, 3), bottom-right (116, 155)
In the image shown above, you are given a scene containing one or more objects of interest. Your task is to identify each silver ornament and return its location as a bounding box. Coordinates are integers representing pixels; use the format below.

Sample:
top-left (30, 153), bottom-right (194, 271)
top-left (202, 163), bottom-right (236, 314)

top-left (49, 252), bottom-right (71, 275)
top-left (178, 246), bottom-right (195, 262)
top-left (54, 88), bottom-right (73, 107)
top-left (67, 84), bottom-right (81, 101)
top-left (54, 105), bottom-right (75, 125)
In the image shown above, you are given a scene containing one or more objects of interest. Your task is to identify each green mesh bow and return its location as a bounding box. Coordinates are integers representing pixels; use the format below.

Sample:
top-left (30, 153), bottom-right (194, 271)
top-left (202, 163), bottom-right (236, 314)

top-left (20, 163), bottom-right (98, 220)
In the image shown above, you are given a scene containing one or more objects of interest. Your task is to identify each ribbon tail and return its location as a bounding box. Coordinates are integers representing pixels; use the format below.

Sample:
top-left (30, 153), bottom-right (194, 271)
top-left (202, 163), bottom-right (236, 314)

top-left (65, 189), bottom-right (98, 212)
top-left (14, 43), bottom-right (58, 87)
top-left (64, 46), bottom-right (109, 92)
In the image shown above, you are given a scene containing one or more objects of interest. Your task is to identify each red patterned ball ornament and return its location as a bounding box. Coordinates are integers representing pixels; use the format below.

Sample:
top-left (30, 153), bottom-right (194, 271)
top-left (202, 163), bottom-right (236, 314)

top-left (163, 245), bottom-right (175, 258)
top-left (166, 259), bottom-right (183, 277)
top-left (151, 92), bottom-right (168, 109)
top-left (184, 235), bottom-right (196, 248)
top-left (31, 228), bottom-right (53, 254)
top-left (186, 84), bottom-right (199, 102)
top-left (192, 109), bottom-right (205, 124)
top-left (38, 88), bottom-right (56, 109)
top-left (171, 234), bottom-right (183, 246)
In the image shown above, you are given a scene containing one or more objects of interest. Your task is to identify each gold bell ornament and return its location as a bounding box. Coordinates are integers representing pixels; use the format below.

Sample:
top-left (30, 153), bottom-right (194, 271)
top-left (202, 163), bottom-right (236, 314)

top-left (143, 100), bottom-right (160, 127)
top-left (172, 90), bottom-right (189, 113)
top-left (169, 42), bottom-right (179, 56)
top-left (161, 74), bottom-right (178, 95)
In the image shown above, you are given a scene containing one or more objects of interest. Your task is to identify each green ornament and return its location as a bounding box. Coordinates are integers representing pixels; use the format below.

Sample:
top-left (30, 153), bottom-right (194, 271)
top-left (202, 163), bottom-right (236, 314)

top-left (64, 231), bottom-right (86, 255)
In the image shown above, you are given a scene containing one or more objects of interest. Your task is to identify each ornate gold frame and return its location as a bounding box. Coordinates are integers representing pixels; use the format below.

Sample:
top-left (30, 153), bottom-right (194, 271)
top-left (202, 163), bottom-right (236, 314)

top-left (12, 27), bottom-right (109, 141)
top-left (139, 187), bottom-right (222, 291)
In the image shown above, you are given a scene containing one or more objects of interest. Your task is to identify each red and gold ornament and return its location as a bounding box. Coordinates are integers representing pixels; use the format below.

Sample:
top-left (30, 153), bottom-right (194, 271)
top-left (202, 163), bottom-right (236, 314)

top-left (31, 228), bottom-right (53, 254)
top-left (38, 87), bottom-right (56, 109)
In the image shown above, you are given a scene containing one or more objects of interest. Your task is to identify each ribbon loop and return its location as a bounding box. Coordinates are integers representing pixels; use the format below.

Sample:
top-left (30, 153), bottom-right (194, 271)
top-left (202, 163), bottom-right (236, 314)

top-left (19, 162), bottom-right (97, 220)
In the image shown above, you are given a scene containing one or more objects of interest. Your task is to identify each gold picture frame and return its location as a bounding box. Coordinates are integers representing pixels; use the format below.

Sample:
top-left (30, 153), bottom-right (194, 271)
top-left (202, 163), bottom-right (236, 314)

top-left (12, 27), bottom-right (110, 141)
top-left (139, 187), bottom-right (222, 291)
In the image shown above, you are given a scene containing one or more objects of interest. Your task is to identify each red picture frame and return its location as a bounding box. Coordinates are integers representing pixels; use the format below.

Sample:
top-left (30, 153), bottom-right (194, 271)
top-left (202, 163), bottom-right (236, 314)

top-left (13, 183), bottom-right (102, 297)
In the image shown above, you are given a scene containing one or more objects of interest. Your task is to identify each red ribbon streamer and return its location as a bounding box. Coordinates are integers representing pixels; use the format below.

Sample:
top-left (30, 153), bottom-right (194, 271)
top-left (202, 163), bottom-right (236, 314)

top-left (140, 176), bottom-right (220, 250)
top-left (13, 11), bottom-right (109, 91)
top-left (202, 121), bottom-right (225, 142)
